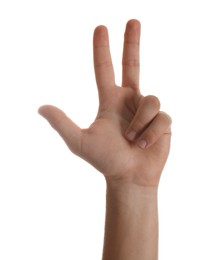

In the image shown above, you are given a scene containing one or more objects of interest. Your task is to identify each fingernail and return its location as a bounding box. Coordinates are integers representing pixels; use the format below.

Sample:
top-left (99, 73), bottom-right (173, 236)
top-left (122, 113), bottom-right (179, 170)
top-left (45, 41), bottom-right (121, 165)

top-left (126, 131), bottom-right (137, 141)
top-left (138, 139), bottom-right (147, 149)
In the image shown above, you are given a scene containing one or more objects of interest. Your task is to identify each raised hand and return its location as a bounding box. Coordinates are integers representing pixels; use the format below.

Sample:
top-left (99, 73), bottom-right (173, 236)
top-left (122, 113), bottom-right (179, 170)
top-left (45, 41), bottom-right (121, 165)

top-left (38, 19), bottom-right (172, 187)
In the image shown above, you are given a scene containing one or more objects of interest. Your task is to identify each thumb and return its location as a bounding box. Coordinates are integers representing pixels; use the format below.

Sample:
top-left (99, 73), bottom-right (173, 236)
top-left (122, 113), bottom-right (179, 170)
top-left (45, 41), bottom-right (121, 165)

top-left (38, 105), bottom-right (82, 156)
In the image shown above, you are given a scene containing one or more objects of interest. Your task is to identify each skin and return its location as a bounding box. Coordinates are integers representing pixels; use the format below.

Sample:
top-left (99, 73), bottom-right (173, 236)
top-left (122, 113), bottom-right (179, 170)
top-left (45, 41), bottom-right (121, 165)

top-left (39, 19), bottom-right (172, 260)
top-left (38, 19), bottom-right (172, 187)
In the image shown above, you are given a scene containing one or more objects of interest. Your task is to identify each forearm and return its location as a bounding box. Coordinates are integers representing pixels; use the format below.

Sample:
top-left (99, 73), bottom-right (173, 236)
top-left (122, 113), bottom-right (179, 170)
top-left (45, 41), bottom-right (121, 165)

top-left (102, 180), bottom-right (159, 260)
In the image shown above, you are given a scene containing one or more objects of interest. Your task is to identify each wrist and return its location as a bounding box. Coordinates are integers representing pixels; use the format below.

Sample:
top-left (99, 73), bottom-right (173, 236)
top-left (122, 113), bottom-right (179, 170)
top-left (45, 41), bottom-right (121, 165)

top-left (104, 168), bottom-right (162, 188)
top-left (106, 179), bottom-right (158, 196)
top-left (105, 179), bottom-right (158, 210)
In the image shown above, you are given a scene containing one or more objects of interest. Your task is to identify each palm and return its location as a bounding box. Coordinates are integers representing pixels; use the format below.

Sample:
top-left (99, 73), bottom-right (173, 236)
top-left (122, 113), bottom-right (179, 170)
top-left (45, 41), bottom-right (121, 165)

top-left (81, 86), bottom-right (170, 186)
top-left (39, 20), bottom-right (171, 187)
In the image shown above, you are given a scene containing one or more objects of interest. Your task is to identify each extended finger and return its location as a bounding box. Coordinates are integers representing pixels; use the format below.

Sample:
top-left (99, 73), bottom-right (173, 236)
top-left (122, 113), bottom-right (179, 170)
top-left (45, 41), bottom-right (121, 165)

top-left (38, 105), bottom-right (82, 156)
top-left (93, 26), bottom-right (115, 97)
top-left (122, 19), bottom-right (141, 90)
top-left (125, 95), bottom-right (160, 141)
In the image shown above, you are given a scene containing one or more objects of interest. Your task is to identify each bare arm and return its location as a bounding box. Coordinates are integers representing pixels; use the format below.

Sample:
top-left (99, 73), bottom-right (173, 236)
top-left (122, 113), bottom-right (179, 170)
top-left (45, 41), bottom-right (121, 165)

top-left (103, 182), bottom-right (158, 260)
top-left (38, 19), bottom-right (172, 260)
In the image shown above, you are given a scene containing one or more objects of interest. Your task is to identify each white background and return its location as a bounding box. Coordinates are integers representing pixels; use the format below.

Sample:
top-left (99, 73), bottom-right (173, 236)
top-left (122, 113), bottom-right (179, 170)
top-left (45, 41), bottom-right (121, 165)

top-left (0, 0), bottom-right (218, 259)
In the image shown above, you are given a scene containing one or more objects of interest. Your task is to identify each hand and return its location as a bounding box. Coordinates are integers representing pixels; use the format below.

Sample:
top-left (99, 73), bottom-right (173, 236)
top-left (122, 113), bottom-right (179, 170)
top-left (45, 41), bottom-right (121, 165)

top-left (38, 19), bottom-right (172, 187)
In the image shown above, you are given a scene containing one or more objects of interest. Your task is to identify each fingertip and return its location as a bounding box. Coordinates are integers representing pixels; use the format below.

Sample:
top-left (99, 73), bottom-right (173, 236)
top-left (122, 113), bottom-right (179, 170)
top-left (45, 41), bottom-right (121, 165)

top-left (37, 105), bottom-right (64, 124)
top-left (38, 105), bottom-right (53, 117)
top-left (137, 139), bottom-right (148, 149)
top-left (38, 105), bottom-right (46, 116)
top-left (126, 19), bottom-right (141, 30)
top-left (38, 105), bottom-right (48, 118)
top-left (94, 25), bottom-right (109, 47)
top-left (94, 25), bottom-right (108, 33)
top-left (125, 130), bottom-right (137, 141)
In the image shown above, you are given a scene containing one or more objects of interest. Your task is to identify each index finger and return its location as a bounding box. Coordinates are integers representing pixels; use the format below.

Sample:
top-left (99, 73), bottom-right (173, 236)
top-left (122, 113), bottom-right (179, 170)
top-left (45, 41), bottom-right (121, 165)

top-left (93, 26), bottom-right (116, 97)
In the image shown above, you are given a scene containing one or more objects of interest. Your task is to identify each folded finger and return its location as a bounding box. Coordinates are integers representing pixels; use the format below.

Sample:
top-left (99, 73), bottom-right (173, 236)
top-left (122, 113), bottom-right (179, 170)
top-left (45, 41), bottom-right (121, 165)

top-left (125, 95), bottom-right (160, 141)
top-left (137, 111), bottom-right (172, 149)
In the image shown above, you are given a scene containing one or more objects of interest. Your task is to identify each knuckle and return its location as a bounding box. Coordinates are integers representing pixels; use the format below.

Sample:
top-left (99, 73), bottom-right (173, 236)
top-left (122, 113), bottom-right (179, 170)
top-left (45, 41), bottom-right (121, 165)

top-left (159, 111), bottom-right (172, 125)
top-left (94, 60), bottom-right (113, 68)
top-left (143, 95), bottom-right (160, 110)
top-left (122, 58), bottom-right (139, 67)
